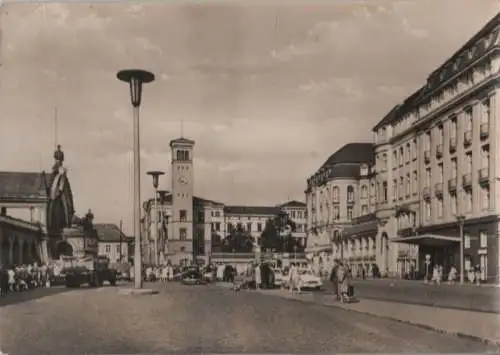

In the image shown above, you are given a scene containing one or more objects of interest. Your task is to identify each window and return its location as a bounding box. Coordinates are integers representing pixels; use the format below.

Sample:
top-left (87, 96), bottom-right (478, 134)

top-left (176, 149), bottom-right (189, 161)
top-left (465, 191), bottom-right (473, 213)
top-left (347, 186), bottom-right (355, 202)
top-left (412, 171), bottom-right (418, 194)
top-left (393, 150), bottom-right (397, 167)
top-left (247, 222), bottom-right (252, 232)
top-left (198, 211), bottom-right (205, 223)
top-left (399, 147), bottom-right (404, 166)
top-left (438, 163), bottom-right (443, 183)
top-left (451, 158), bottom-right (457, 178)
top-left (437, 199), bottom-right (443, 217)
top-left (361, 185), bottom-right (368, 199)
top-left (382, 181), bottom-right (388, 202)
top-left (464, 232), bottom-right (471, 249)
top-left (412, 138), bottom-right (417, 160)
top-left (406, 143), bottom-right (411, 163)
top-left (179, 228), bottom-right (187, 240)
top-left (481, 145), bottom-right (490, 170)
top-left (450, 116), bottom-right (457, 139)
top-left (392, 179), bottom-right (398, 201)
top-left (347, 207), bottom-right (353, 220)
top-left (481, 97), bottom-right (491, 125)
top-left (333, 206), bottom-right (340, 220)
top-left (480, 230), bottom-right (488, 248)
top-left (332, 186), bottom-right (340, 203)
top-left (425, 168), bottom-right (431, 187)
top-left (481, 187), bottom-right (490, 210)
top-left (466, 152), bottom-right (473, 174)
top-left (405, 173), bottom-right (411, 196)
top-left (116, 244), bottom-right (120, 254)
top-left (361, 205), bottom-right (368, 215)
top-left (215, 222), bottom-right (221, 232)
top-left (451, 194), bottom-right (457, 215)
top-left (399, 177), bottom-right (404, 199)
top-left (105, 244), bottom-right (111, 253)
top-left (215, 211), bottom-right (221, 217)
top-left (425, 201), bottom-right (431, 221)
top-left (227, 223), bottom-right (233, 232)
top-left (179, 210), bottom-right (187, 222)
top-left (297, 211), bottom-right (303, 219)
top-left (465, 107), bottom-right (473, 131)
top-left (257, 223), bottom-right (262, 232)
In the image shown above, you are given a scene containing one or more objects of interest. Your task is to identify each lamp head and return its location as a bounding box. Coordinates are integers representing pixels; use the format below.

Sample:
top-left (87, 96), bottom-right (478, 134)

top-left (147, 171), bottom-right (165, 189)
top-left (117, 69), bottom-right (155, 107)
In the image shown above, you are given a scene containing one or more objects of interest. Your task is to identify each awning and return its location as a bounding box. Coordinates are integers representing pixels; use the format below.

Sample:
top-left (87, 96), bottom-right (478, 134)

top-left (391, 234), bottom-right (460, 246)
top-left (343, 220), bottom-right (378, 238)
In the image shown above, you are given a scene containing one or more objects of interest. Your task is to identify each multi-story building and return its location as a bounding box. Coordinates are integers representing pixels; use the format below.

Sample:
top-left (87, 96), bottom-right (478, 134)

top-left (372, 13), bottom-right (500, 281)
top-left (304, 143), bottom-right (376, 274)
top-left (141, 136), bottom-right (308, 266)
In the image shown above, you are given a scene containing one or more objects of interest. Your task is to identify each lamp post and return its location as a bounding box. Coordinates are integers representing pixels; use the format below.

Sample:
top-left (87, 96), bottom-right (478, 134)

top-left (147, 171), bottom-right (164, 266)
top-left (117, 69), bottom-right (155, 289)
top-left (157, 189), bottom-right (169, 262)
top-left (457, 214), bottom-right (466, 284)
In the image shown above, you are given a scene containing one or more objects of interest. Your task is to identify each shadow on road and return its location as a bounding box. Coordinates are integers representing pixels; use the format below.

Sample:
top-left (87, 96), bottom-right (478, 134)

top-left (0, 286), bottom-right (102, 307)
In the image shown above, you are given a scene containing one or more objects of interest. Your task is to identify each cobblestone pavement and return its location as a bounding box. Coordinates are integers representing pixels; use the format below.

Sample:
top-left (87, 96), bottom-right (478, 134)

top-left (322, 279), bottom-right (500, 313)
top-left (0, 282), bottom-right (497, 354)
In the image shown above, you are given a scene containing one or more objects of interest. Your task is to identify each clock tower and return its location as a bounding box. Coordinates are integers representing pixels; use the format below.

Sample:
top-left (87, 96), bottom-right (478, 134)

top-left (169, 137), bottom-right (195, 265)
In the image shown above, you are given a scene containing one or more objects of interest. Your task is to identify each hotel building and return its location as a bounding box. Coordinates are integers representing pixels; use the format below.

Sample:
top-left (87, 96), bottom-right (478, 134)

top-left (371, 12), bottom-right (499, 280)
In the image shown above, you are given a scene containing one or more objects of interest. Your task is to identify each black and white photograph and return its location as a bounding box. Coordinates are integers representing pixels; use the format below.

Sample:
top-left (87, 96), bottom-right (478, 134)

top-left (0, 0), bottom-right (499, 353)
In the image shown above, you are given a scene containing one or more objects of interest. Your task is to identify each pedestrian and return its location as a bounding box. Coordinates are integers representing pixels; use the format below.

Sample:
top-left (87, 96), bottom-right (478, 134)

top-left (254, 263), bottom-right (261, 290)
top-left (474, 264), bottom-right (481, 285)
top-left (337, 262), bottom-right (350, 303)
top-left (432, 264), bottom-right (440, 286)
top-left (330, 260), bottom-right (339, 300)
top-left (448, 265), bottom-right (457, 285)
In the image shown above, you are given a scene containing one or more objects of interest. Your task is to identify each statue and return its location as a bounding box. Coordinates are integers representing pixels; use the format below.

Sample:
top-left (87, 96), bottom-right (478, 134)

top-left (52, 145), bottom-right (65, 174)
top-left (83, 209), bottom-right (94, 232)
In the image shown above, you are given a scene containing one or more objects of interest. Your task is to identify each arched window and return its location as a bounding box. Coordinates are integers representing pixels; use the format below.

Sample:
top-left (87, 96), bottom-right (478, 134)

top-left (347, 185), bottom-right (354, 203)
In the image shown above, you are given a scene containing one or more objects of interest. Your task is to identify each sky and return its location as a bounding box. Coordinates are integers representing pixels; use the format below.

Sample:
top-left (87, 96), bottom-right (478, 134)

top-left (0, 0), bottom-right (498, 235)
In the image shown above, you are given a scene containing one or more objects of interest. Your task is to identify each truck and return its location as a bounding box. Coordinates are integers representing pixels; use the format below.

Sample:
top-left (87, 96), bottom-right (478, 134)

top-left (63, 255), bottom-right (118, 288)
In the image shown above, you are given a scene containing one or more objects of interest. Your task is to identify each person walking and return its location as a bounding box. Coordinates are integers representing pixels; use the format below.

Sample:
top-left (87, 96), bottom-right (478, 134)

top-left (337, 262), bottom-right (350, 303)
top-left (330, 260), bottom-right (339, 300)
top-left (448, 265), bottom-right (457, 285)
top-left (254, 263), bottom-right (261, 290)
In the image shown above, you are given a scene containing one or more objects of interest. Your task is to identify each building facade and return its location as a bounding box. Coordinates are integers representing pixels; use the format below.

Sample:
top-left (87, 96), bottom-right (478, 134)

top-left (305, 143), bottom-right (379, 275)
top-left (372, 13), bottom-right (500, 281)
top-left (142, 136), bottom-right (308, 266)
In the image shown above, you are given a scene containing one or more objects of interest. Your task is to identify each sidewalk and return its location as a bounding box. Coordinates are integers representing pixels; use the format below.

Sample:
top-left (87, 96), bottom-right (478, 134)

top-left (256, 289), bottom-right (500, 345)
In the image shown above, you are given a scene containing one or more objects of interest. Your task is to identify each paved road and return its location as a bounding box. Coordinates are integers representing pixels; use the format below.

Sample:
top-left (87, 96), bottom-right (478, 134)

top-left (0, 282), bottom-right (497, 354)
top-left (321, 279), bottom-right (500, 313)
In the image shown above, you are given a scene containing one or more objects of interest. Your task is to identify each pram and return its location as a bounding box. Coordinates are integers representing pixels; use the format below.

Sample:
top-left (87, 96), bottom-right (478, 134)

top-left (340, 285), bottom-right (355, 303)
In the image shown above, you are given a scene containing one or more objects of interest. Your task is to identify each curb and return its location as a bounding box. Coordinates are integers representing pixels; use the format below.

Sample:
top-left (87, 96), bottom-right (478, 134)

top-left (117, 288), bottom-right (159, 296)
top-left (256, 290), bottom-right (500, 347)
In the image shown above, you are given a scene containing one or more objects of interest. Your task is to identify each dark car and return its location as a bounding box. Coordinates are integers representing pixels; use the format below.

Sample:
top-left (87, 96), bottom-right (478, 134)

top-left (182, 267), bottom-right (206, 285)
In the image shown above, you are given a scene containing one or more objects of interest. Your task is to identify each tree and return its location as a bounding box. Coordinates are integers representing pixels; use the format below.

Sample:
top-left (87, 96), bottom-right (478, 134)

top-left (259, 212), bottom-right (301, 253)
top-left (221, 224), bottom-right (254, 253)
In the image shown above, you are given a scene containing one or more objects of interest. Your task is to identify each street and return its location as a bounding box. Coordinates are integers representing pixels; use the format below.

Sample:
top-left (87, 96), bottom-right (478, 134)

top-left (321, 279), bottom-right (500, 313)
top-left (0, 283), bottom-right (497, 354)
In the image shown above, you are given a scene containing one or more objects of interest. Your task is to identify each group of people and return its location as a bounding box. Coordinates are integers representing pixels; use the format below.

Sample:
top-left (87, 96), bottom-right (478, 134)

top-left (329, 260), bottom-right (353, 303)
top-left (0, 262), bottom-right (52, 297)
top-left (429, 263), bottom-right (483, 285)
top-left (143, 264), bottom-right (176, 282)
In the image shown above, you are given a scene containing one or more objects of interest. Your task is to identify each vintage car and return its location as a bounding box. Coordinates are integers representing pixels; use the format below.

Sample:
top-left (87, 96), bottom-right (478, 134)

top-left (182, 267), bottom-right (206, 285)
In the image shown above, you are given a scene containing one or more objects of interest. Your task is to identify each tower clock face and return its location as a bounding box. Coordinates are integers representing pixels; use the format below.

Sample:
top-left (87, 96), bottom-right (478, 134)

top-left (178, 176), bottom-right (188, 185)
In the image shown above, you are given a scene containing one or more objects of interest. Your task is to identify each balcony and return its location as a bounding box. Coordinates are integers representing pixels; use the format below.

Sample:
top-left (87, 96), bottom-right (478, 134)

top-left (462, 173), bottom-right (472, 189)
top-left (422, 186), bottom-right (431, 200)
top-left (448, 177), bottom-right (457, 193)
top-left (478, 167), bottom-right (489, 186)
top-left (436, 144), bottom-right (443, 159)
top-left (434, 182), bottom-right (443, 198)
top-left (464, 130), bottom-right (472, 147)
top-left (424, 150), bottom-right (431, 164)
top-left (449, 137), bottom-right (457, 153)
top-left (480, 123), bottom-right (489, 140)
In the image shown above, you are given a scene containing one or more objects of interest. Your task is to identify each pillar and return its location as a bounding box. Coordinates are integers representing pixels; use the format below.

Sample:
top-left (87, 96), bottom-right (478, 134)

top-left (8, 236), bottom-right (14, 265)
top-left (40, 238), bottom-right (49, 264)
top-left (18, 238), bottom-right (24, 264)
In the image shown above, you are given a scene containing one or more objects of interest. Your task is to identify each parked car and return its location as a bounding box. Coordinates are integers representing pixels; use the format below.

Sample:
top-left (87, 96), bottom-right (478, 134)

top-left (299, 269), bottom-right (323, 290)
top-left (182, 267), bottom-right (206, 285)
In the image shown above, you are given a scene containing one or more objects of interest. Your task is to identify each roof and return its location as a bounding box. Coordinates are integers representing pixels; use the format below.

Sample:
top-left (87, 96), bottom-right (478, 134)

top-left (279, 200), bottom-right (306, 208)
top-left (94, 223), bottom-right (131, 243)
top-left (372, 12), bottom-right (500, 132)
top-left (319, 143), bottom-right (374, 170)
top-left (223, 205), bottom-right (281, 216)
top-left (0, 171), bottom-right (48, 201)
top-left (343, 219), bottom-right (378, 238)
top-left (193, 196), bottom-right (225, 206)
top-left (169, 137), bottom-right (195, 147)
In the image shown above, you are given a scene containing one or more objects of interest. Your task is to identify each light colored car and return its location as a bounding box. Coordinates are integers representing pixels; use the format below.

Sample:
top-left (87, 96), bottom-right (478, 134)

top-left (299, 269), bottom-right (323, 290)
top-left (273, 269), bottom-right (286, 287)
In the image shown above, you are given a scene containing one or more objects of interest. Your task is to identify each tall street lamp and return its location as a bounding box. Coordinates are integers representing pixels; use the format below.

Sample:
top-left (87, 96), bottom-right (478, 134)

top-left (117, 69), bottom-right (155, 289)
top-left (147, 171), bottom-right (164, 266)
top-left (456, 214), bottom-right (466, 284)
